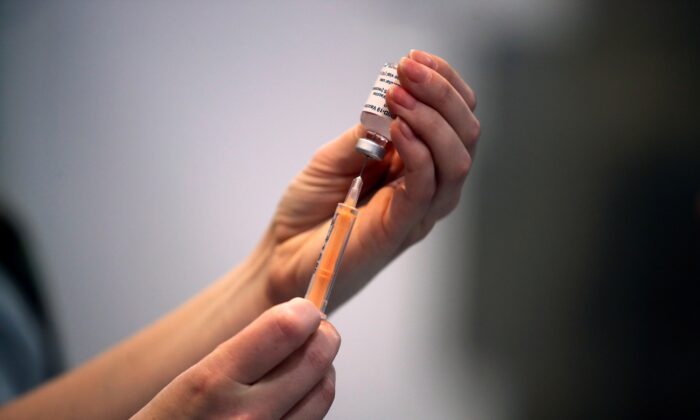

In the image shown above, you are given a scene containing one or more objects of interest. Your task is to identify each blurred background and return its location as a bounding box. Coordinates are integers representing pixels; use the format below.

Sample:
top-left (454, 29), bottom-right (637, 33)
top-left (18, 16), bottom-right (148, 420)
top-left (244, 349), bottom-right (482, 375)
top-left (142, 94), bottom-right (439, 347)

top-left (1, 1), bottom-right (698, 419)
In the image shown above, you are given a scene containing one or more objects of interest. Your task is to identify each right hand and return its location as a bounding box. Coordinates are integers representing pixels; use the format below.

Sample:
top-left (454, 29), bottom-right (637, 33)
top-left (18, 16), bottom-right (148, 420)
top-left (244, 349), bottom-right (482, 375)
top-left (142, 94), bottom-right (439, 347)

top-left (264, 51), bottom-right (479, 308)
top-left (132, 298), bottom-right (340, 419)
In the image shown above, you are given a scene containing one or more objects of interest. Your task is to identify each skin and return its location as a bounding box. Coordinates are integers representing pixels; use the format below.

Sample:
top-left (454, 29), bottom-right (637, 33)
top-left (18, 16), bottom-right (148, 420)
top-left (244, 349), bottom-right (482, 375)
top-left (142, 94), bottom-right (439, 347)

top-left (0, 50), bottom-right (479, 419)
top-left (133, 298), bottom-right (340, 419)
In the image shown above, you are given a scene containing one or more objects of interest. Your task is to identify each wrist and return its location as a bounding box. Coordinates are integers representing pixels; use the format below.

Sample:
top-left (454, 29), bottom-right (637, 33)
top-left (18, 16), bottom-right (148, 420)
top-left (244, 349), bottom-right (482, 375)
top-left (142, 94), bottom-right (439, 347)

top-left (217, 228), bottom-right (286, 333)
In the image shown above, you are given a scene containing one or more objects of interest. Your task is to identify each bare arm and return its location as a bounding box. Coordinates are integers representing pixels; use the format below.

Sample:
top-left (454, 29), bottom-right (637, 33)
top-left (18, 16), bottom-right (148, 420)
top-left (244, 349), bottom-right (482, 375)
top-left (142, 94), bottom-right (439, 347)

top-left (0, 234), bottom-right (278, 419)
top-left (0, 50), bottom-right (479, 419)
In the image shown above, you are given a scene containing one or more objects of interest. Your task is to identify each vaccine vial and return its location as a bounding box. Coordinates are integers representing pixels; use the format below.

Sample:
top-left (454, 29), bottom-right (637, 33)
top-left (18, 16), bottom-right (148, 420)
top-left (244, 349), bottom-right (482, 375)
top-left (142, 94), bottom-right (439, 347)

top-left (356, 62), bottom-right (400, 160)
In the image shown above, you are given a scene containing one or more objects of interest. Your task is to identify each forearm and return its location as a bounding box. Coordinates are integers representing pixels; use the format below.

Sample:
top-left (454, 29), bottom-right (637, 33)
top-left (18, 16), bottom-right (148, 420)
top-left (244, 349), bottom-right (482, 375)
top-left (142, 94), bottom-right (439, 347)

top-left (0, 234), bottom-right (276, 419)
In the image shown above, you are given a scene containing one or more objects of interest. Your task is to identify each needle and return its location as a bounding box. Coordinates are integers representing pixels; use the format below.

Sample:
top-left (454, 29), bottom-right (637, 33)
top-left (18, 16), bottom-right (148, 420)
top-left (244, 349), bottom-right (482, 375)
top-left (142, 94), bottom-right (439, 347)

top-left (358, 156), bottom-right (368, 179)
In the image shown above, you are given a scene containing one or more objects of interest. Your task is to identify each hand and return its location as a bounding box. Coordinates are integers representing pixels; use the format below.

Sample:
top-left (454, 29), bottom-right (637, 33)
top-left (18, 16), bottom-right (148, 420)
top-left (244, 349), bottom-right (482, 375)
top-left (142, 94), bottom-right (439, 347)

top-left (265, 50), bottom-right (480, 308)
top-left (132, 298), bottom-right (340, 419)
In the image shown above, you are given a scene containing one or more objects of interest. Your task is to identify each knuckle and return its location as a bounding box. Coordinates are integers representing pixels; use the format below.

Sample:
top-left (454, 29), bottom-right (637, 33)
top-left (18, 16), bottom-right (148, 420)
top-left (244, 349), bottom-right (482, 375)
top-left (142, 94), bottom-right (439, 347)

top-left (467, 87), bottom-right (478, 110)
top-left (408, 164), bottom-right (436, 204)
top-left (413, 147), bottom-right (433, 171)
top-left (413, 180), bottom-right (436, 204)
top-left (436, 79), bottom-right (452, 107)
top-left (181, 365), bottom-right (219, 404)
top-left (271, 305), bottom-right (306, 343)
top-left (306, 347), bottom-right (331, 371)
top-left (408, 219), bottom-right (435, 245)
top-left (320, 375), bottom-right (336, 405)
top-left (322, 322), bottom-right (342, 347)
top-left (423, 181), bottom-right (438, 202)
top-left (434, 189), bottom-right (463, 220)
top-left (454, 152), bottom-right (472, 180)
top-left (419, 219), bottom-right (436, 240)
top-left (445, 193), bottom-right (462, 214)
top-left (426, 114), bottom-right (443, 137)
top-left (471, 117), bottom-right (481, 141)
top-left (305, 343), bottom-right (335, 371)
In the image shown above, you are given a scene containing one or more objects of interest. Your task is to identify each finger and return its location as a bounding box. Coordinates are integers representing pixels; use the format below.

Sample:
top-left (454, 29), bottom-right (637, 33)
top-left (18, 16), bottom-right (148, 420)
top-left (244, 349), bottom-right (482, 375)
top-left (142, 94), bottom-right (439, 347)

top-left (311, 123), bottom-right (394, 181)
top-left (408, 49), bottom-right (477, 111)
top-left (282, 366), bottom-right (336, 420)
top-left (397, 56), bottom-right (481, 154)
top-left (311, 123), bottom-right (368, 176)
top-left (359, 116), bottom-right (436, 247)
top-left (320, 119), bottom-right (435, 306)
top-left (208, 298), bottom-right (322, 385)
top-left (306, 123), bottom-right (397, 202)
top-left (250, 321), bottom-right (341, 419)
top-left (386, 85), bottom-right (471, 221)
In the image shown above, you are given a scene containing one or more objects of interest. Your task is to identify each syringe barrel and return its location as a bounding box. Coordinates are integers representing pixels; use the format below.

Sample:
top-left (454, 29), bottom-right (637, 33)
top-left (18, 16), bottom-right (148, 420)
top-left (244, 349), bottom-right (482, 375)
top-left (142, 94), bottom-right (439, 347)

top-left (305, 203), bottom-right (359, 313)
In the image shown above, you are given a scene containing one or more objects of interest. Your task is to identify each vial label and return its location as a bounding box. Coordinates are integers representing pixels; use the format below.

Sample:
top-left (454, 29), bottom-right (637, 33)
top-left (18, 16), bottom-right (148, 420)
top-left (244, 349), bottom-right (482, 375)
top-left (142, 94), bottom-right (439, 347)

top-left (362, 63), bottom-right (400, 119)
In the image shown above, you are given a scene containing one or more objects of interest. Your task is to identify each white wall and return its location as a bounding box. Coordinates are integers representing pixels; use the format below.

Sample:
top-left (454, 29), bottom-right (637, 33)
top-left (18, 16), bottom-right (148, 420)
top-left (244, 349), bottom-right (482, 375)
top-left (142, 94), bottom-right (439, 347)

top-left (1, 1), bottom-right (580, 418)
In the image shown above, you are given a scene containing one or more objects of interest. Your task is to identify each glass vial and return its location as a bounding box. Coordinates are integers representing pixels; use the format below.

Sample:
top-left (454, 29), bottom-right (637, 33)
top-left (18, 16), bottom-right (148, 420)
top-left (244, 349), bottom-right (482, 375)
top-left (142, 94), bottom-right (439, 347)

top-left (356, 62), bottom-right (400, 160)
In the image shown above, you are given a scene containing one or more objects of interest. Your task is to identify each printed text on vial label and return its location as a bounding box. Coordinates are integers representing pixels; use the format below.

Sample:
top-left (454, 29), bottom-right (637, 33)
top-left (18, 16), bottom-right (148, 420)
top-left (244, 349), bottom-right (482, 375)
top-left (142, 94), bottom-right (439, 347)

top-left (363, 66), bottom-right (400, 119)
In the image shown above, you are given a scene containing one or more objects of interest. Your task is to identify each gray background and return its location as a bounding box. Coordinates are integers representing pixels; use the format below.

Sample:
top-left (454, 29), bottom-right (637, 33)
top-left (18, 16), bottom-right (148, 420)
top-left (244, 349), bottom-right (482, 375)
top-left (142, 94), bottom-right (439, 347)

top-left (1, 1), bottom-right (650, 419)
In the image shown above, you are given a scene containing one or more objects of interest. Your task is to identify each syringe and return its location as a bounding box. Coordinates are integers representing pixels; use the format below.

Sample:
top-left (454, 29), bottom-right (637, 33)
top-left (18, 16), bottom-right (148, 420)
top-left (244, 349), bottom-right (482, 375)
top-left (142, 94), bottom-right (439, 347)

top-left (304, 160), bottom-right (367, 314)
top-left (305, 60), bottom-right (396, 313)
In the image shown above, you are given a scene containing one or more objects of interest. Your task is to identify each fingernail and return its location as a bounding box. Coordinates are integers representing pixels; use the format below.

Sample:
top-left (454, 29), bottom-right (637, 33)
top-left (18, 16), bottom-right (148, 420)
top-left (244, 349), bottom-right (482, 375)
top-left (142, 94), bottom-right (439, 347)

top-left (321, 320), bottom-right (341, 342)
top-left (389, 85), bottom-right (417, 110)
top-left (400, 57), bottom-right (429, 83)
top-left (398, 117), bottom-right (416, 140)
top-left (409, 49), bottom-right (437, 70)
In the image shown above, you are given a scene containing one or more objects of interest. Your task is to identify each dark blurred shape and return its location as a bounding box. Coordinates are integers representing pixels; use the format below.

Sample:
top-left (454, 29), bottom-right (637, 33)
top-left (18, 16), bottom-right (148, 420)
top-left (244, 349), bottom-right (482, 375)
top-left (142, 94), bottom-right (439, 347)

top-left (0, 206), bottom-right (63, 403)
top-left (468, 2), bottom-right (699, 419)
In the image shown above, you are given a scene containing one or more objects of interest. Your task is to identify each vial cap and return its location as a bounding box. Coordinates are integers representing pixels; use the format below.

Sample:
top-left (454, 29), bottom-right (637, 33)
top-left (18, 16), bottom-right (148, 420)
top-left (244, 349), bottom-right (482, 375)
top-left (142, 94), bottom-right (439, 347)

top-left (355, 137), bottom-right (386, 160)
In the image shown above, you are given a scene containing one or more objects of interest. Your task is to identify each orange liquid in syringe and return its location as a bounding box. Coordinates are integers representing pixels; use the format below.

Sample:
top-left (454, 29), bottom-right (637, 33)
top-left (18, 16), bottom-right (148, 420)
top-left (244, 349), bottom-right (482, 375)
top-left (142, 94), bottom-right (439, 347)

top-left (306, 204), bottom-right (357, 310)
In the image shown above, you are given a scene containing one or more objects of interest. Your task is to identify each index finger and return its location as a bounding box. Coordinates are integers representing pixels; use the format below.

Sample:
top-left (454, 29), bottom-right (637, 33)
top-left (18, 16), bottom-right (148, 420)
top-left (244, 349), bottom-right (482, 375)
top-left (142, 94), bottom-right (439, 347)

top-left (208, 298), bottom-right (322, 384)
top-left (409, 49), bottom-right (477, 111)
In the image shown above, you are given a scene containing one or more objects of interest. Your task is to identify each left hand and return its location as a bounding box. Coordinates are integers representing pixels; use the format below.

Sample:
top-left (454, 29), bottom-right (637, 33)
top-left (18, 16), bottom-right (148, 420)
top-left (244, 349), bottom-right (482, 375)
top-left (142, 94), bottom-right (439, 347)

top-left (262, 50), bottom-right (480, 308)
top-left (132, 298), bottom-right (339, 420)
